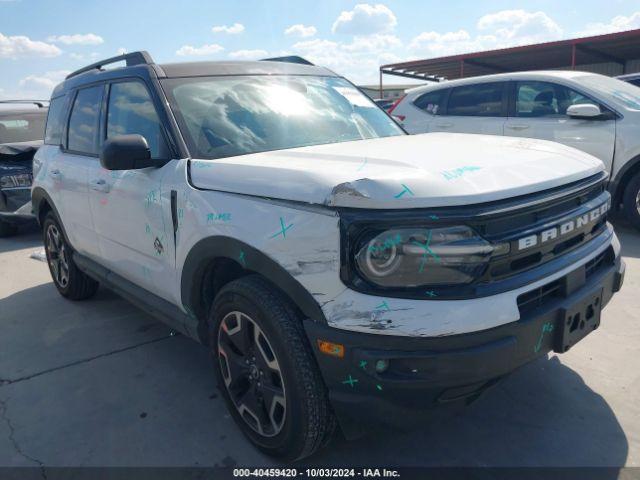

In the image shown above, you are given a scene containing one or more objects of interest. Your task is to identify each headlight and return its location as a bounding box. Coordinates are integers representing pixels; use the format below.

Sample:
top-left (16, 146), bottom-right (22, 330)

top-left (0, 173), bottom-right (32, 189)
top-left (355, 226), bottom-right (498, 287)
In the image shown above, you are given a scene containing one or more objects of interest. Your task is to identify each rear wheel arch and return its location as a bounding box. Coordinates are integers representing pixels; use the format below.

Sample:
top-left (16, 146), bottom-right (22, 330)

top-left (181, 236), bottom-right (327, 344)
top-left (611, 154), bottom-right (640, 207)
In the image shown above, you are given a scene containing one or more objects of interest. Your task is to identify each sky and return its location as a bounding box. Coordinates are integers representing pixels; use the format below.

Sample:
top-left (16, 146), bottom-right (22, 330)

top-left (1, 0), bottom-right (640, 100)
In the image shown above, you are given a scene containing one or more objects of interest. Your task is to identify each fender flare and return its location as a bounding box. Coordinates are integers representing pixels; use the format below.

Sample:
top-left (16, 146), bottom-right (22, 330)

top-left (30, 187), bottom-right (73, 245)
top-left (180, 236), bottom-right (328, 336)
top-left (608, 154), bottom-right (640, 202)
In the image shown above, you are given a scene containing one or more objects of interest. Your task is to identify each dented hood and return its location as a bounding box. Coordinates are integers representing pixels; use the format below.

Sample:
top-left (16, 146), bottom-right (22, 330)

top-left (189, 133), bottom-right (604, 209)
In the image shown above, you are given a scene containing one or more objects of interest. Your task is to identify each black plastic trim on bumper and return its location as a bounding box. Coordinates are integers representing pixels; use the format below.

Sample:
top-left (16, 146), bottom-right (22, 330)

top-left (0, 188), bottom-right (35, 224)
top-left (304, 252), bottom-right (624, 439)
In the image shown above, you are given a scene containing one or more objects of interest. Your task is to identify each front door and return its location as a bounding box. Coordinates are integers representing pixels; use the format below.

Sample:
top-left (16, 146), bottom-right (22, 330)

top-left (87, 80), bottom-right (176, 300)
top-left (504, 80), bottom-right (616, 170)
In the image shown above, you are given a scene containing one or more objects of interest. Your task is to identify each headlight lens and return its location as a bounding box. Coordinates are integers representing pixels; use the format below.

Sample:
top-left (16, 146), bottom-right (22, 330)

top-left (0, 173), bottom-right (32, 189)
top-left (355, 226), bottom-right (496, 287)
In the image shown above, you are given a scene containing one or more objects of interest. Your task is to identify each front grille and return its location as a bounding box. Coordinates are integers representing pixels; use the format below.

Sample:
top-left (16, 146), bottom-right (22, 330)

top-left (481, 178), bottom-right (609, 284)
top-left (516, 247), bottom-right (613, 316)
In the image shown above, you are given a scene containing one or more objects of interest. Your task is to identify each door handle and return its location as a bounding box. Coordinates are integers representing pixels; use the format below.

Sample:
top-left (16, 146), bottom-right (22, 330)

top-left (506, 124), bottom-right (530, 131)
top-left (90, 178), bottom-right (111, 193)
top-left (49, 169), bottom-right (61, 178)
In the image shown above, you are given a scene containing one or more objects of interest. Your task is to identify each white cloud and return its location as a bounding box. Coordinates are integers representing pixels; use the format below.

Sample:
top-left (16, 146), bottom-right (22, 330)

top-left (176, 43), bottom-right (224, 56)
top-left (284, 24), bottom-right (317, 38)
top-left (477, 10), bottom-right (562, 44)
top-left (292, 34), bottom-right (402, 84)
top-left (0, 32), bottom-right (62, 58)
top-left (17, 70), bottom-right (70, 97)
top-left (576, 11), bottom-right (640, 37)
top-left (228, 49), bottom-right (268, 60)
top-left (69, 51), bottom-right (101, 61)
top-left (332, 3), bottom-right (397, 35)
top-left (409, 9), bottom-right (562, 57)
top-left (211, 23), bottom-right (244, 34)
top-left (47, 33), bottom-right (104, 46)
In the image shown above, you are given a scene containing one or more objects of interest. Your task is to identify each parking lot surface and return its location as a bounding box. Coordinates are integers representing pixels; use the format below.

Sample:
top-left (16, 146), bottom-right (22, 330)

top-left (0, 223), bottom-right (639, 467)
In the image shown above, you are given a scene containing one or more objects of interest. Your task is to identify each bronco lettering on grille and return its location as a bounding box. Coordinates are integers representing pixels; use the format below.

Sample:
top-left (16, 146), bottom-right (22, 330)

top-left (517, 201), bottom-right (609, 252)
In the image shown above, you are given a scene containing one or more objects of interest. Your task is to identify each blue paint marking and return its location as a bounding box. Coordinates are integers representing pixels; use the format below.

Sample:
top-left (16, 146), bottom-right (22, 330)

top-left (239, 251), bottom-right (246, 266)
top-left (356, 158), bottom-right (368, 171)
top-left (375, 300), bottom-right (390, 312)
top-left (411, 230), bottom-right (441, 272)
top-left (342, 375), bottom-right (359, 387)
top-left (394, 183), bottom-right (414, 199)
top-left (145, 224), bottom-right (151, 235)
top-left (534, 321), bottom-right (555, 353)
top-left (269, 217), bottom-right (294, 239)
top-left (367, 234), bottom-right (402, 253)
top-left (441, 166), bottom-right (482, 181)
top-left (207, 212), bottom-right (231, 224)
top-left (376, 384), bottom-right (383, 391)
top-left (429, 214), bottom-right (439, 220)
top-left (425, 290), bottom-right (437, 297)
top-left (359, 360), bottom-right (367, 369)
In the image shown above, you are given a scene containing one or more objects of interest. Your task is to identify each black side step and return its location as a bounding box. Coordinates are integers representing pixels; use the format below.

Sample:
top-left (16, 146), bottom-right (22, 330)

top-left (73, 253), bottom-right (201, 342)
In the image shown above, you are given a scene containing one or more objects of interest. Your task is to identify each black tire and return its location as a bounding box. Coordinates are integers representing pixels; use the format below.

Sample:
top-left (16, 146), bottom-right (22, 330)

top-left (0, 221), bottom-right (18, 237)
top-left (209, 275), bottom-right (335, 460)
top-left (42, 211), bottom-right (99, 300)
top-left (622, 172), bottom-right (640, 231)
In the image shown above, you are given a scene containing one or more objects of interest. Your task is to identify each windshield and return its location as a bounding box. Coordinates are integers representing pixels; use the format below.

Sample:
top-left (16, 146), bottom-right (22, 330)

top-left (0, 112), bottom-right (46, 144)
top-left (162, 75), bottom-right (404, 159)
top-left (578, 74), bottom-right (640, 111)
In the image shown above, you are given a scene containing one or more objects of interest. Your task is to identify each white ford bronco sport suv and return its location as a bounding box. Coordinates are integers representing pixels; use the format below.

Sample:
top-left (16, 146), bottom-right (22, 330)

top-left (32, 52), bottom-right (625, 460)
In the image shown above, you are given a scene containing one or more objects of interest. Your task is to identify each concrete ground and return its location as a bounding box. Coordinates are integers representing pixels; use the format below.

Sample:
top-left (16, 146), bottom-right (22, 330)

top-left (0, 222), bottom-right (638, 468)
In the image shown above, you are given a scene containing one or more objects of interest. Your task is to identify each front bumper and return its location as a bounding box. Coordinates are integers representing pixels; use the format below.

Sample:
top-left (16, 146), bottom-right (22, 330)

top-left (0, 187), bottom-right (35, 224)
top-left (304, 246), bottom-right (625, 439)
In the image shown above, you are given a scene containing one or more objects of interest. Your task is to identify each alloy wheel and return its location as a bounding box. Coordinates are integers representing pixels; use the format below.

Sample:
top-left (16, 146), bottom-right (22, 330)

top-left (217, 311), bottom-right (286, 437)
top-left (45, 223), bottom-right (70, 288)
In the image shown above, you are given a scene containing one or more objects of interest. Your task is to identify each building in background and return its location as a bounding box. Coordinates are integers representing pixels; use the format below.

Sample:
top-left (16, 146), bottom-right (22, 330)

top-left (379, 28), bottom-right (640, 94)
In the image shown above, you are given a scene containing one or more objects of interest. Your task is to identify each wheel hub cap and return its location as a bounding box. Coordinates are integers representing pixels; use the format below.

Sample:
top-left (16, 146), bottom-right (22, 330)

top-left (217, 311), bottom-right (286, 437)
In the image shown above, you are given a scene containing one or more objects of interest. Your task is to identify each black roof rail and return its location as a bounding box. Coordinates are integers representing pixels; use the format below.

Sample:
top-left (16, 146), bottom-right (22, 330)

top-left (0, 100), bottom-right (49, 108)
top-left (66, 51), bottom-right (154, 80)
top-left (260, 55), bottom-right (314, 66)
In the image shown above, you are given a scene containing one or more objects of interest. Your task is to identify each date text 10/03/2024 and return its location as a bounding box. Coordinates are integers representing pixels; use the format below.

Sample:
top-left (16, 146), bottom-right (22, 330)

top-left (232, 468), bottom-right (400, 478)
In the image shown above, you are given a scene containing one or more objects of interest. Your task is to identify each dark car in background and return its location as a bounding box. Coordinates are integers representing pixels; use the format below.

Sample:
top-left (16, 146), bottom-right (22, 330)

top-left (617, 73), bottom-right (640, 87)
top-left (0, 100), bottom-right (47, 236)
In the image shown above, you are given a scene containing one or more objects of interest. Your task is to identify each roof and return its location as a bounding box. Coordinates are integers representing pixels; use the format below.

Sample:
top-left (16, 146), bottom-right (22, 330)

top-left (157, 60), bottom-right (336, 78)
top-left (381, 28), bottom-right (640, 81)
top-left (403, 70), bottom-right (598, 94)
top-left (52, 51), bottom-right (338, 97)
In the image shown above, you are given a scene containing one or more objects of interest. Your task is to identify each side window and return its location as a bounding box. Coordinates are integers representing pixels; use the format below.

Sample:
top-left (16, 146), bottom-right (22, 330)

top-left (44, 96), bottom-right (67, 145)
top-left (67, 85), bottom-right (103, 154)
top-left (447, 83), bottom-right (505, 117)
top-left (106, 81), bottom-right (166, 159)
top-left (516, 81), bottom-right (595, 118)
top-left (413, 89), bottom-right (446, 115)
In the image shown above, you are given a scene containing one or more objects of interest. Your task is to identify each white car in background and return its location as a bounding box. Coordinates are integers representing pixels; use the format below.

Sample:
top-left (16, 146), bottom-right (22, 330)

top-left (390, 71), bottom-right (640, 229)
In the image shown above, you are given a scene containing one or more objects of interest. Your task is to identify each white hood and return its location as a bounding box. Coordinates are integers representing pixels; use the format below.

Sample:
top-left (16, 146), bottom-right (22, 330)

top-left (189, 132), bottom-right (605, 209)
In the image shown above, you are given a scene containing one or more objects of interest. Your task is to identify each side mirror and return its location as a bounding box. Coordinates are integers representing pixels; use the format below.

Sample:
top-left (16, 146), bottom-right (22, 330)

top-left (567, 103), bottom-right (601, 119)
top-left (100, 134), bottom-right (154, 170)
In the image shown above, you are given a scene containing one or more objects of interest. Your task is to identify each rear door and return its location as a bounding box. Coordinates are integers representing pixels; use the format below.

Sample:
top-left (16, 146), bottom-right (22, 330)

top-left (432, 82), bottom-right (507, 135)
top-left (504, 80), bottom-right (616, 169)
top-left (87, 79), bottom-right (177, 299)
top-left (57, 84), bottom-right (104, 258)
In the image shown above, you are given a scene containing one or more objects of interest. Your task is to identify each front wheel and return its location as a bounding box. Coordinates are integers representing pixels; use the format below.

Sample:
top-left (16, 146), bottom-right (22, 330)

top-left (42, 211), bottom-right (99, 300)
top-left (209, 275), bottom-right (335, 460)
top-left (622, 172), bottom-right (640, 231)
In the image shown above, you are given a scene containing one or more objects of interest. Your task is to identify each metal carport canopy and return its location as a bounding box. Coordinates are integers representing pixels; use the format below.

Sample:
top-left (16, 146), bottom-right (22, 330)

top-left (380, 28), bottom-right (640, 84)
